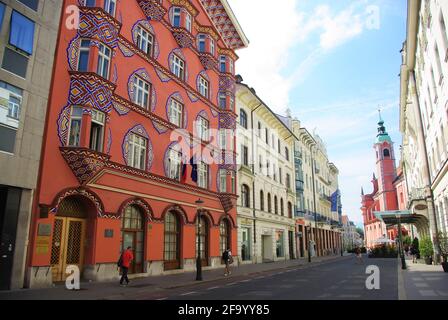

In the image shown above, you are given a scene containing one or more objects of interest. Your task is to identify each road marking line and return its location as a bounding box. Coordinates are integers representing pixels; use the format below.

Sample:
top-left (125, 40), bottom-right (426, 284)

top-left (240, 279), bottom-right (251, 283)
top-left (226, 282), bottom-right (238, 286)
top-left (156, 297), bottom-right (168, 300)
top-left (207, 286), bottom-right (220, 290)
top-left (180, 291), bottom-right (198, 296)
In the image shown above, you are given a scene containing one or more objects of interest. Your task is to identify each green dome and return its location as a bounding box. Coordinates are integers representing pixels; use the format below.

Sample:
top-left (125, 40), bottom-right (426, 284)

top-left (376, 114), bottom-right (392, 143)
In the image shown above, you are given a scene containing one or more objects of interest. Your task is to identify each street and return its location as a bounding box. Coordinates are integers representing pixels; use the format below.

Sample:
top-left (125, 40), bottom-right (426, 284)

top-left (0, 256), bottom-right (404, 300)
top-left (160, 257), bottom-right (397, 300)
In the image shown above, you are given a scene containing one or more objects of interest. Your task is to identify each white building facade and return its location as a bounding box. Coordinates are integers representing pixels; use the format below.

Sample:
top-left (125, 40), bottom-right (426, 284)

top-left (235, 81), bottom-right (296, 264)
top-left (400, 0), bottom-right (448, 245)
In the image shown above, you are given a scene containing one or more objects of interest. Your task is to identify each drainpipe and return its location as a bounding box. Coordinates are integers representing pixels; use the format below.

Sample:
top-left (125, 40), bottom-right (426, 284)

top-left (251, 103), bottom-right (262, 263)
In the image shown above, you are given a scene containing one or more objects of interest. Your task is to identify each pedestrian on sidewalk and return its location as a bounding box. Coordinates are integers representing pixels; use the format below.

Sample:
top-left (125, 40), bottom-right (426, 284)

top-left (222, 248), bottom-right (233, 276)
top-left (410, 244), bottom-right (417, 263)
top-left (118, 246), bottom-right (134, 286)
top-left (355, 247), bottom-right (364, 264)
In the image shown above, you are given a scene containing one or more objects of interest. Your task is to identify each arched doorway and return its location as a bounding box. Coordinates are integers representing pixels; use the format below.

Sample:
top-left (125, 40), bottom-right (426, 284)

top-left (164, 210), bottom-right (181, 270)
top-left (220, 219), bottom-right (230, 263)
top-left (121, 205), bottom-right (145, 274)
top-left (50, 196), bottom-right (88, 282)
top-left (196, 215), bottom-right (209, 267)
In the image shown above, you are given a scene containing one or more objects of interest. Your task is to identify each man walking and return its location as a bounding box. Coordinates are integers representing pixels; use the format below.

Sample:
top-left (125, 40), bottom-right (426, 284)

top-left (118, 246), bottom-right (134, 286)
top-left (222, 248), bottom-right (233, 276)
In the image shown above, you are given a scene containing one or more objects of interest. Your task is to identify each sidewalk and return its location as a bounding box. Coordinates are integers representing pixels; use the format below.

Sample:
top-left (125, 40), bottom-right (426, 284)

top-left (0, 254), bottom-right (350, 300)
top-left (400, 258), bottom-right (448, 300)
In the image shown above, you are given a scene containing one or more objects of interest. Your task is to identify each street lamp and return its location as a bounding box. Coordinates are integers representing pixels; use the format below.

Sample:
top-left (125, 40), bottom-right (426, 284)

top-left (308, 223), bottom-right (312, 263)
top-left (196, 198), bottom-right (204, 281)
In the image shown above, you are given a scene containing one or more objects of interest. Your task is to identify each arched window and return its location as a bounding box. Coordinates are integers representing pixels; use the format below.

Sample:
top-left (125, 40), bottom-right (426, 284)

top-left (280, 198), bottom-right (284, 216)
top-left (274, 196), bottom-right (278, 214)
top-left (121, 205), bottom-right (145, 274)
top-left (220, 219), bottom-right (230, 255)
top-left (240, 109), bottom-right (248, 129)
top-left (241, 184), bottom-right (250, 208)
top-left (267, 193), bottom-right (272, 213)
top-left (164, 211), bottom-right (180, 270)
top-left (383, 149), bottom-right (390, 157)
top-left (260, 190), bottom-right (264, 211)
top-left (288, 202), bottom-right (293, 218)
top-left (196, 215), bottom-right (209, 266)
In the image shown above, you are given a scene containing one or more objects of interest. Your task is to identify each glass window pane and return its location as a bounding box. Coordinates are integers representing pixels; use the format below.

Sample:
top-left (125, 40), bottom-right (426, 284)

top-left (10, 11), bottom-right (35, 55)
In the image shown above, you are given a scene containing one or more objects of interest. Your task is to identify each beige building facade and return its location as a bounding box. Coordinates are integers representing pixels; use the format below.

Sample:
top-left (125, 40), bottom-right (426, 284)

top-left (235, 80), bottom-right (296, 264)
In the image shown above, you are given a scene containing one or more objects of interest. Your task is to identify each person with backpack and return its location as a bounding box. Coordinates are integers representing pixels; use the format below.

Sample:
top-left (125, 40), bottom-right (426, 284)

top-left (118, 246), bottom-right (134, 286)
top-left (222, 248), bottom-right (233, 276)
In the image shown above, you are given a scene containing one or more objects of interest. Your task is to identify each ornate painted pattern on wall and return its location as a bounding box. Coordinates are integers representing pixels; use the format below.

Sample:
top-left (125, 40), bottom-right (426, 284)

top-left (51, 187), bottom-right (105, 217)
top-left (131, 19), bottom-right (160, 59)
top-left (57, 105), bottom-right (72, 146)
top-left (69, 73), bottom-right (115, 114)
top-left (67, 35), bottom-right (81, 71)
top-left (166, 92), bottom-right (188, 129)
top-left (106, 128), bottom-right (112, 154)
top-left (136, 0), bottom-right (167, 21)
top-left (118, 41), bottom-right (135, 57)
top-left (113, 100), bottom-right (131, 116)
top-left (78, 7), bottom-right (121, 49)
top-left (152, 120), bottom-right (169, 134)
top-left (122, 124), bottom-right (154, 172)
top-left (187, 91), bottom-right (199, 102)
top-left (127, 68), bottom-right (157, 112)
top-left (219, 112), bottom-right (236, 130)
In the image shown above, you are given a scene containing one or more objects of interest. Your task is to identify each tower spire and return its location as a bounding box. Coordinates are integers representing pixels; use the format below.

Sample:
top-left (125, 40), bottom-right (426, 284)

top-left (375, 107), bottom-right (392, 143)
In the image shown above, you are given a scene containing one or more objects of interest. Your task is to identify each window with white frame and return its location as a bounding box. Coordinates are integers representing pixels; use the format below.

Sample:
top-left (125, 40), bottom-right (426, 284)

top-left (172, 7), bottom-right (181, 27)
top-left (97, 43), bottom-right (111, 79)
top-left (219, 55), bottom-right (226, 72)
top-left (127, 133), bottom-right (147, 170)
top-left (198, 34), bottom-right (206, 52)
top-left (172, 54), bottom-right (185, 80)
top-left (229, 59), bottom-right (234, 74)
top-left (210, 38), bottom-right (215, 55)
top-left (104, 0), bottom-right (116, 16)
top-left (68, 106), bottom-right (83, 147)
top-left (169, 99), bottom-right (183, 127)
top-left (219, 169), bottom-right (227, 192)
top-left (198, 161), bottom-right (208, 188)
top-left (136, 26), bottom-right (154, 56)
top-left (198, 76), bottom-right (209, 98)
top-left (185, 12), bottom-right (192, 32)
top-left (7, 96), bottom-right (20, 120)
top-left (197, 116), bottom-right (209, 141)
top-left (133, 76), bottom-right (151, 109)
top-left (78, 39), bottom-right (90, 72)
top-left (90, 109), bottom-right (105, 152)
top-left (168, 148), bottom-right (182, 181)
top-left (219, 129), bottom-right (227, 150)
top-left (219, 92), bottom-right (226, 109)
top-left (231, 171), bottom-right (235, 193)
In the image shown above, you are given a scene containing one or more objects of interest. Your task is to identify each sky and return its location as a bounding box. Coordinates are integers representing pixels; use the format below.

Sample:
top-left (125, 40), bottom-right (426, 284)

top-left (227, 0), bottom-right (407, 228)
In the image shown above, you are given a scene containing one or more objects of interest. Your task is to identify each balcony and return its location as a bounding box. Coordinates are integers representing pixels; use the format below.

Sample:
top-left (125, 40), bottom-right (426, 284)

top-left (171, 27), bottom-right (195, 48)
top-left (60, 147), bottom-right (111, 185)
top-left (198, 52), bottom-right (218, 70)
top-left (319, 192), bottom-right (331, 203)
top-left (408, 187), bottom-right (428, 211)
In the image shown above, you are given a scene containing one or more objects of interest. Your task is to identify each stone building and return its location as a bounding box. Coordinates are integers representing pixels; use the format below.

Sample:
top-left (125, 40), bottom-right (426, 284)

top-left (0, 0), bottom-right (62, 290)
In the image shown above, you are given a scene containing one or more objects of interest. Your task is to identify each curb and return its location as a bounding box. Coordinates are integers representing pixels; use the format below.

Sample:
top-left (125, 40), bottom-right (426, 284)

top-left (397, 258), bottom-right (407, 301)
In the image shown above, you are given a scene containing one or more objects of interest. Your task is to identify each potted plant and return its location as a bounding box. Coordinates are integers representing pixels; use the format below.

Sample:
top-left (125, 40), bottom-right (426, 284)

top-left (436, 232), bottom-right (448, 272)
top-left (420, 236), bottom-right (434, 265)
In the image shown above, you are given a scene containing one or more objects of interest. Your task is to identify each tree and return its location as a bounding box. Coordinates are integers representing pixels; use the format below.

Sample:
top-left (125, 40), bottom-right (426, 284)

top-left (356, 227), bottom-right (364, 238)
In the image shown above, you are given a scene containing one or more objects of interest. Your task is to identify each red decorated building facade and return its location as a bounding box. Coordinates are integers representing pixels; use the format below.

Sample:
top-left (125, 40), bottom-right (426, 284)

top-left (26, 0), bottom-right (248, 287)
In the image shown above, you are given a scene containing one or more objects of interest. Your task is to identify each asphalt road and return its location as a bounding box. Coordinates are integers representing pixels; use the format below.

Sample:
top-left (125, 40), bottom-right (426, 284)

top-left (124, 256), bottom-right (399, 300)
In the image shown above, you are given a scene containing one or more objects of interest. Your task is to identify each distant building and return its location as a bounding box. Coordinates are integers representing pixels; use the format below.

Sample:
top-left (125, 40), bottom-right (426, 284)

top-left (341, 215), bottom-right (362, 251)
top-left (235, 81), bottom-right (296, 264)
top-left (361, 116), bottom-right (406, 248)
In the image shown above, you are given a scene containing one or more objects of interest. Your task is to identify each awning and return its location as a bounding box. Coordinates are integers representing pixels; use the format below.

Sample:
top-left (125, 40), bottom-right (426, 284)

top-left (374, 210), bottom-right (418, 225)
